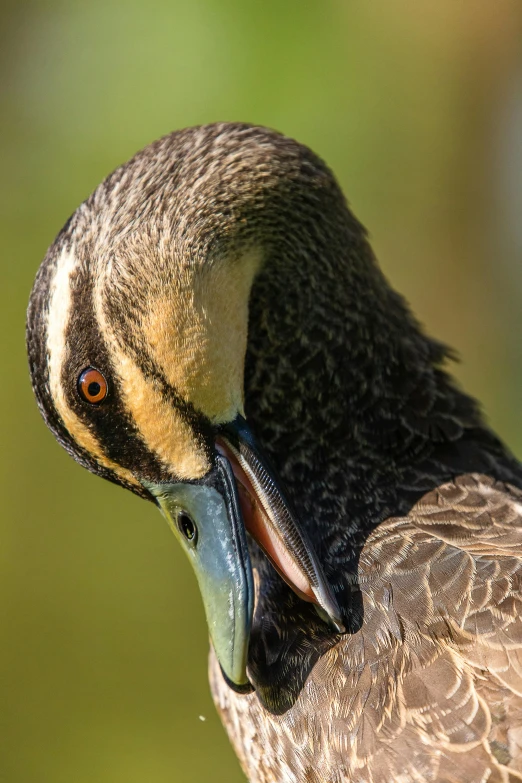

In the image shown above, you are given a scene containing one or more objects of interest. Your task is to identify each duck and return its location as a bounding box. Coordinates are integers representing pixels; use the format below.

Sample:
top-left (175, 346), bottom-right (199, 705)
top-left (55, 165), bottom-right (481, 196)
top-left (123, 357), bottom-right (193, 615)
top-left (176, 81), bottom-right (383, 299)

top-left (26, 122), bottom-right (522, 783)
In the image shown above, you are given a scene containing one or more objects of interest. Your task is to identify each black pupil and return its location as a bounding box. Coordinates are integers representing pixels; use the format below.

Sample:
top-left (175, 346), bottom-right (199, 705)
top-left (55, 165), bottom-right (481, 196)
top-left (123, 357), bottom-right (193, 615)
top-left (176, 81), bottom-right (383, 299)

top-left (87, 381), bottom-right (101, 397)
top-left (178, 512), bottom-right (196, 541)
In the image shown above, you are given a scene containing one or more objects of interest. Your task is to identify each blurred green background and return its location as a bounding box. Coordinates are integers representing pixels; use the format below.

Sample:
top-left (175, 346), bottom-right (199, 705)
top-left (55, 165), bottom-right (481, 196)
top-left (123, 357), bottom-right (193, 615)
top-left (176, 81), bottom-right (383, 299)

top-left (2, 2), bottom-right (522, 781)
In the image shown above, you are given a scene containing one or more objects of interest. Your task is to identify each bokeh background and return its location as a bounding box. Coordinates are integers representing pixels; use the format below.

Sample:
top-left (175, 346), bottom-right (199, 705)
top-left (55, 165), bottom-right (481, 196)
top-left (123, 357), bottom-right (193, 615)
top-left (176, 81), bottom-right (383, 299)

top-left (2, 2), bottom-right (522, 781)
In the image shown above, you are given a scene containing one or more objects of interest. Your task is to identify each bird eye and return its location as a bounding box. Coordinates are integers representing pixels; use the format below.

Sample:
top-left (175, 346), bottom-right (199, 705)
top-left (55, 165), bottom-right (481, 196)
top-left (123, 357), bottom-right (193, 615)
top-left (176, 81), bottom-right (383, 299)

top-left (78, 367), bottom-right (108, 404)
top-left (177, 511), bottom-right (197, 544)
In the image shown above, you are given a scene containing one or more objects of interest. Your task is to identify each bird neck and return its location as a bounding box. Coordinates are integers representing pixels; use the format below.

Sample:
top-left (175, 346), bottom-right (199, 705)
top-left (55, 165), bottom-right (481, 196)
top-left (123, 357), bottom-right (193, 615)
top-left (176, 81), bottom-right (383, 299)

top-left (244, 213), bottom-right (483, 528)
top-left (238, 201), bottom-right (515, 708)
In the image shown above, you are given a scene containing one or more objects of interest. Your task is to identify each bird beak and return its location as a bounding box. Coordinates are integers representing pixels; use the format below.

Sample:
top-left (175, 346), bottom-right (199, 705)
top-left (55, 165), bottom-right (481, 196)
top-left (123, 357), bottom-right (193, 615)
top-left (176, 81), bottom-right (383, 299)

top-left (143, 454), bottom-right (254, 690)
top-left (218, 416), bottom-right (344, 634)
top-left (143, 415), bottom-right (344, 690)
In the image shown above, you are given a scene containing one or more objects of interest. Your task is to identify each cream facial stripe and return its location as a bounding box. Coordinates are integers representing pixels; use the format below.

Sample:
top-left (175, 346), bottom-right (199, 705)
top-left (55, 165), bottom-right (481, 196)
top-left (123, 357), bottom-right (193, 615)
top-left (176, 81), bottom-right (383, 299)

top-left (93, 264), bottom-right (212, 480)
top-left (46, 247), bottom-right (139, 488)
top-left (142, 248), bottom-right (263, 424)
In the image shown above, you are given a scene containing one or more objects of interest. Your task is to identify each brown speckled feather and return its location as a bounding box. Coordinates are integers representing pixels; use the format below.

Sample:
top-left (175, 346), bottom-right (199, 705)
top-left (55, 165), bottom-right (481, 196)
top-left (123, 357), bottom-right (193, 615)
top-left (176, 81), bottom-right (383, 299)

top-left (211, 474), bottom-right (522, 782)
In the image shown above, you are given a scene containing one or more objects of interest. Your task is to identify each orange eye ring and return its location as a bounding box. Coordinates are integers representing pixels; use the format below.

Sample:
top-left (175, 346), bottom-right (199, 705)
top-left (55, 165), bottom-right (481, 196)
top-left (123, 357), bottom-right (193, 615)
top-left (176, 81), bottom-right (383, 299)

top-left (78, 367), bottom-right (108, 404)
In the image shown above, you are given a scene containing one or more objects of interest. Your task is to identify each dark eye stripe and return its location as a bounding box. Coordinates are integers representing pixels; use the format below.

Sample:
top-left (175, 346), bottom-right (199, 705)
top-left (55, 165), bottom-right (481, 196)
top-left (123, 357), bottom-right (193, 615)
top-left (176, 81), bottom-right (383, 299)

top-left (59, 260), bottom-right (197, 486)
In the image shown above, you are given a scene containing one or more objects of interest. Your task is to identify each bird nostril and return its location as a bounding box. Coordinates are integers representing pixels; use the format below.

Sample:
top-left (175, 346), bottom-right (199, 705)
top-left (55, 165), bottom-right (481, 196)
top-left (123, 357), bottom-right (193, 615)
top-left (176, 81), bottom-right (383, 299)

top-left (177, 511), bottom-right (197, 544)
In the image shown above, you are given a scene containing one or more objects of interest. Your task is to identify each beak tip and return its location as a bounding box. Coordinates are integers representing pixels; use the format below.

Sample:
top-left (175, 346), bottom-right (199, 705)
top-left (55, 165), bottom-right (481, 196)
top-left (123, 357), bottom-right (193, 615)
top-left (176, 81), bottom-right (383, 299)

top-left (314, 600), bottom-right (345, 634)
top-left (329, 604), bottom-right (346, 634)
top-left (219, 664), bottom-right (255, 694)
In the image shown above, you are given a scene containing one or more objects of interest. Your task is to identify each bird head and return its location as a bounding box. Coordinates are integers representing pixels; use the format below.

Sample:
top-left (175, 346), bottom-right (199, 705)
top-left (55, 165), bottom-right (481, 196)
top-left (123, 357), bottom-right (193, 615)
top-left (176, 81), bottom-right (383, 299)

top-left (26, 124), bottom-right (344, 690)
